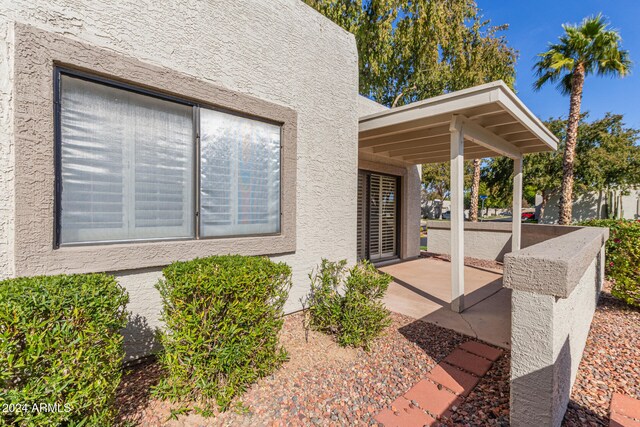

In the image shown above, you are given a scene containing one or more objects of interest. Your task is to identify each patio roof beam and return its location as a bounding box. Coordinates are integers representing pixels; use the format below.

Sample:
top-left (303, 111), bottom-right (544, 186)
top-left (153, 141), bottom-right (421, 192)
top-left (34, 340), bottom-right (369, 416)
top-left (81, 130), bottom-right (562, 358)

top-left (458, 115), bottom-right (522, 159)
top-left (359, 116), bottom-right (451, 140)
top-left (390, 143), bottom-right (485, 158)
top-left (504, 131), bottom-right (537, 143)
top-left (382, 137), bottom-right (465, 155)
top-left (512, 139), bottom-right (544, 148)
top-left (507, 136), bottom-right (538, 144)
top-left (371, 134), bottom-right (450, 153)
top-left (491, 123), bottom-right (531, 136)
top-left (402, 145), bottom-right (490, 161)
top-left (410, 149), bottom-right (499, 164)
top-left (477, 114), bottom-right (520, 128)
top-left (360, 124), bottom-right (450, 147)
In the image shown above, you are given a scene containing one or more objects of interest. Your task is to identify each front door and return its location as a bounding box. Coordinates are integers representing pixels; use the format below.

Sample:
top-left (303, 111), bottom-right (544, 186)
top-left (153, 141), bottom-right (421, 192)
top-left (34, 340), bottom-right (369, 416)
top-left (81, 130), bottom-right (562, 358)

top-left (357, 170), bottom-right (399, 261)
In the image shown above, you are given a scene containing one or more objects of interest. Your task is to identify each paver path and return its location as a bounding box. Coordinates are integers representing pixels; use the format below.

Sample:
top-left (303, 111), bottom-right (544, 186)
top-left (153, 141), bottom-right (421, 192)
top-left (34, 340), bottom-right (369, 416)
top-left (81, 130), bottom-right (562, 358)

top-left (375, 340), bottom-right (503, 426)
top-left (611, 393), bottom-right (640, 427)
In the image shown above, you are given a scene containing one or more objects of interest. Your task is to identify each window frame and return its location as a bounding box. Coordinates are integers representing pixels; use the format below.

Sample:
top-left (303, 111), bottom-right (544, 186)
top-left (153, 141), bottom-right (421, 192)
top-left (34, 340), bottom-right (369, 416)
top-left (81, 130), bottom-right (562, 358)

top-left (53, 67), bottom-right (284, 248)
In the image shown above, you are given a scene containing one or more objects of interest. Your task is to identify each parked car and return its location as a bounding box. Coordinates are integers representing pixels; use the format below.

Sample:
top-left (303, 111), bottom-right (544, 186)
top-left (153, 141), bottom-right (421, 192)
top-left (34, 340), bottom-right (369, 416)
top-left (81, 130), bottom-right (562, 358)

top-left (521, 212), bottom-right (535, 221)
top-left (441, 211), bottom-right (469, 220)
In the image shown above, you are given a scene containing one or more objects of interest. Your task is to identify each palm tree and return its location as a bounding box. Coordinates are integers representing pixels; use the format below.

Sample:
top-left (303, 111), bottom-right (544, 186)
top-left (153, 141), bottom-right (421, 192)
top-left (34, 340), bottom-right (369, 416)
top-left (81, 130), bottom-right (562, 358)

top-left (533, 14), bottom-right (631, 224)
top-left (469, 159), bottom-right (481, 221)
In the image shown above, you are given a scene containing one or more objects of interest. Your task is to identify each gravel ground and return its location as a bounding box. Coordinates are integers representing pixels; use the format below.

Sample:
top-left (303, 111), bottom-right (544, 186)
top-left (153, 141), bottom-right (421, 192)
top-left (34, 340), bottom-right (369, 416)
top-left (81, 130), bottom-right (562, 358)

top-left (116, 312), bottom-right (469, 426)
top-left (115, 283), bottom-right (639, 426)
top-left (563, 285), bottom-right (640, 426)
top-left (444, 354), bottom-right (511, 426)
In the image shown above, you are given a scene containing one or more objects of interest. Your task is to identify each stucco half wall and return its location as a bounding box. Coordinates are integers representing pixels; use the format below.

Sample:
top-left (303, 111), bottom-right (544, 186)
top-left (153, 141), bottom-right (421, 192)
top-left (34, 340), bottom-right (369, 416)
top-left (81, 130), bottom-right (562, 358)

top-left (0, 0), bottom-right (359, 360)
top-left (358, 96), bottom-right (422, 261)
top-left (427, 221), bottom-right (580, 262)
top-left (504, 226), bottom-right (609, 426)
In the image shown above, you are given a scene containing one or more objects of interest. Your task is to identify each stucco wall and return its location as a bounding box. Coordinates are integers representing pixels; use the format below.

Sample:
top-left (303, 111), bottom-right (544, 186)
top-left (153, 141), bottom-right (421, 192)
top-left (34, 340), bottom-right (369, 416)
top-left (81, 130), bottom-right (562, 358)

top-left (0, 0), bottom-right (359, 358)
top-left (427, 221), bottom-right (579, 261)
top-left (505, 227), bottom-right (607, 426)
top-left (0, 12), bottom-right (14, 278)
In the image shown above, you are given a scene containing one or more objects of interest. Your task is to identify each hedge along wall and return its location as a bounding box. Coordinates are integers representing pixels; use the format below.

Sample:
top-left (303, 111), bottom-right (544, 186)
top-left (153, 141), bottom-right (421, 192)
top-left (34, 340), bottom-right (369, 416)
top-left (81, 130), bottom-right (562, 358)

top-left (580, 219), bottom-right (640, 307)
top-left (153, 255), bottom-right (292, 412)
top-left (0, 274), bottom-right (129, 426)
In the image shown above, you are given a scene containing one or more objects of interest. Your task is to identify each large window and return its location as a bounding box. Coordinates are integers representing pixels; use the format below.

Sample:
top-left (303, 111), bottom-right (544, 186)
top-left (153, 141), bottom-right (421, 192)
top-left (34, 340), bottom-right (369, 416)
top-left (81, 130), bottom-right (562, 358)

top-left (57, 71), bottom-right (281, 245)
top-left (200, 109), bottom-right (281, 237)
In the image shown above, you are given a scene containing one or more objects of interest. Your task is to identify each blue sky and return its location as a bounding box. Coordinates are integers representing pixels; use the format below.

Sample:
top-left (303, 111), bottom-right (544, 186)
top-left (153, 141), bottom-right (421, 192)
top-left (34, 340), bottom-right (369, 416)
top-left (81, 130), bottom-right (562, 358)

top-left (480, 0), bottom-right (640, 128)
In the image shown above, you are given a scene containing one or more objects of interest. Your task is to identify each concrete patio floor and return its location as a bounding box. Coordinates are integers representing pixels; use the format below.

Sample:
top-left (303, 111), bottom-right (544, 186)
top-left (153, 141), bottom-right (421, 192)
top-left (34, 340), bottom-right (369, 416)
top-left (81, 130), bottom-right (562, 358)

top-left (380, 257), bottom-right (511, 349)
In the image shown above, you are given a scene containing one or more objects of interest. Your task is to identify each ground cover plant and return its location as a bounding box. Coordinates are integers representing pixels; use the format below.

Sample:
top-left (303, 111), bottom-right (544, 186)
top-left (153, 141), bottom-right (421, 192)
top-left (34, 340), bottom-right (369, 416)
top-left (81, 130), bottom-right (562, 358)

top-left (153, 255), bottom-right (292, 413)
top-left (305, 259), bottom-right (392, 349)
top-left (581, 219), bottom-right (640, 307)
top-left (0, 273), bottom-right (129, 426)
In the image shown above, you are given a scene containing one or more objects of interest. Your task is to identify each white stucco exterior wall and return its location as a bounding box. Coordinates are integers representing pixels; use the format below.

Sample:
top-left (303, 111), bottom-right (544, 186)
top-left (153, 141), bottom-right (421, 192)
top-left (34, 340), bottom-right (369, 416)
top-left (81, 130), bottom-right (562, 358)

top-left (0, 0), bottom-right (359, 357)
top-left (0, 16), bottom-right (14, 278)
top-left (510, 258), bottom-right (600, 426)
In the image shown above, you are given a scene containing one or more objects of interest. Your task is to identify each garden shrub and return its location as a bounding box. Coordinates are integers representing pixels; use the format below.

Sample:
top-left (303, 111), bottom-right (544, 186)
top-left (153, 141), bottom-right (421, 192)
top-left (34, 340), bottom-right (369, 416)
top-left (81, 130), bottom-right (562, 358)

top-left (153, 255), bottom-right (292, 412)
top-left (306, 259), bottom-right (392, 350)
top-left (580, 219), bottom-right (640, 307)
top-left (0, 274), bottom-right (129, 426)
top-left (305, 259), bottom-right (347, 334)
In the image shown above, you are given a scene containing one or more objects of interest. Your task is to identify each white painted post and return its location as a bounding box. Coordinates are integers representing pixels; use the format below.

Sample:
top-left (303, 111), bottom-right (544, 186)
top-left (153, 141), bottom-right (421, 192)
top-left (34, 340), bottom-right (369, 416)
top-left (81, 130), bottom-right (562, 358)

top-left (512, 156), bottom-right (523, 252)
top-left (450, 116), bottom-right (465, 313)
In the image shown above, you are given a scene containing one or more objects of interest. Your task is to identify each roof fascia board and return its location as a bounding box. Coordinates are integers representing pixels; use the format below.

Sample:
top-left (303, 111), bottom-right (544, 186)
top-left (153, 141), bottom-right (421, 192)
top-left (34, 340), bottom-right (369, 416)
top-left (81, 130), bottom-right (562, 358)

top-left (495, 88), bottom-right (558, 150)
top-left (359, 89), bottom-right (496, 133)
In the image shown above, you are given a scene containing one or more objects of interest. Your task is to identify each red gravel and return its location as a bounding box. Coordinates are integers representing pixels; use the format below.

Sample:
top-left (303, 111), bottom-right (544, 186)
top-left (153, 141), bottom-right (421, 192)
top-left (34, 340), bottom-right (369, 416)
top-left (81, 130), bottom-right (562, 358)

top-left (115, 283), bottom-right (639, 426)
top-left (115, 312), bottom-right (469, 426)
top-left (563, 286), bottom-right (640, 426)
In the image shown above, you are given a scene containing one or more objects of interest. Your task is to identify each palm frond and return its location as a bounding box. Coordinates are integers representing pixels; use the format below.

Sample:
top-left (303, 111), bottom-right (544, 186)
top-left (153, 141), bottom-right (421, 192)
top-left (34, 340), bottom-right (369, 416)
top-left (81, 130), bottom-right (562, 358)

top-left (533, 13), bottom-right (631, 93)
top-left (557, 73), bottom-right (573, 96)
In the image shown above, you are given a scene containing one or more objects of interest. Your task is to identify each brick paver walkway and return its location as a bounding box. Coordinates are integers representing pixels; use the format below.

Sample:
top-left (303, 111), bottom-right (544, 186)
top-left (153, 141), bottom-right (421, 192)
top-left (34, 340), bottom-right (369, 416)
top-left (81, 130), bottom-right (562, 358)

top-left (610, 393), bottom-right (640, 427)
top-left (375, 340), bottom-right (503, 426)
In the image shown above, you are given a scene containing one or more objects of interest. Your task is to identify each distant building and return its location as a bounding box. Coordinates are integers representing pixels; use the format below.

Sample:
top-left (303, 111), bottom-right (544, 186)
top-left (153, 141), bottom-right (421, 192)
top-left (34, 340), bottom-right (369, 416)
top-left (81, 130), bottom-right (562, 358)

top-left (537, 189), bottom-right (640, 223)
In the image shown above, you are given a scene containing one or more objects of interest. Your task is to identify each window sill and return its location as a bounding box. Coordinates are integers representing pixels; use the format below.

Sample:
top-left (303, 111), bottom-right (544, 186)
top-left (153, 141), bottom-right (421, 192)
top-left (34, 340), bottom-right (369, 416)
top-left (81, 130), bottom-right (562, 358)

top-left (15, 233), bottom-right (295, 276)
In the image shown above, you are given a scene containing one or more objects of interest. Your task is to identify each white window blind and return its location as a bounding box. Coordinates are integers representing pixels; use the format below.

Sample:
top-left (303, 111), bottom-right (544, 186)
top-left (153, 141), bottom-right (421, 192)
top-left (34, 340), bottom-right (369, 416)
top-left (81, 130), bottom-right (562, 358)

top-left (59, 75), bottom-right (195, 244)
top-left (200, 108), bottom-right (281, 237)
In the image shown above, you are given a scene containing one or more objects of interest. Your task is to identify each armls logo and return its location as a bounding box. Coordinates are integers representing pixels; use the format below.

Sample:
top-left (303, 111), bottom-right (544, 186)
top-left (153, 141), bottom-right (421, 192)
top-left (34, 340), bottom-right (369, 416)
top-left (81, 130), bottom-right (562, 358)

top-left (2, 403), bottom-right (72, 413)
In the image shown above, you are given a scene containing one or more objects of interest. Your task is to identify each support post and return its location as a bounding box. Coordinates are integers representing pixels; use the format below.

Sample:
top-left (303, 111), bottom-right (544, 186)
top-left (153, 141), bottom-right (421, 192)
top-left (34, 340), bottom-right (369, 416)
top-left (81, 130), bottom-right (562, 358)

top-left (450, 116), bottom-right (465, 312)
top-left (512, 156), bottom-right (523, 252)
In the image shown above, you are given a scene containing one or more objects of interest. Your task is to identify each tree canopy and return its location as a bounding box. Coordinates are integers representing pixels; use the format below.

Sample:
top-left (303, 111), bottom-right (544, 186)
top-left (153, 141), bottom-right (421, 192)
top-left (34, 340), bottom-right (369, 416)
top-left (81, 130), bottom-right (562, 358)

top-left (483, 113), bottom-right (640, 214)
top-left (304, 0), bottom-right (517, 107)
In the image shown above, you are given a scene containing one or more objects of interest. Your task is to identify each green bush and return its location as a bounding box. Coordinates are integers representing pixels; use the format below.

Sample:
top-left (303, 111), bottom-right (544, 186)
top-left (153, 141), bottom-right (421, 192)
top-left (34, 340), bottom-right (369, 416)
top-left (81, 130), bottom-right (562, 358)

top-left (580, 219), bottom-right (640, 307)
top-left (306, 259), bottom-right (347, 334)
top-left (0, 274), bottom-right (129, 426)
top-left (153, 255), bottom-right (292, 412)
top-left (306, 260), bottom-right (392, 350)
